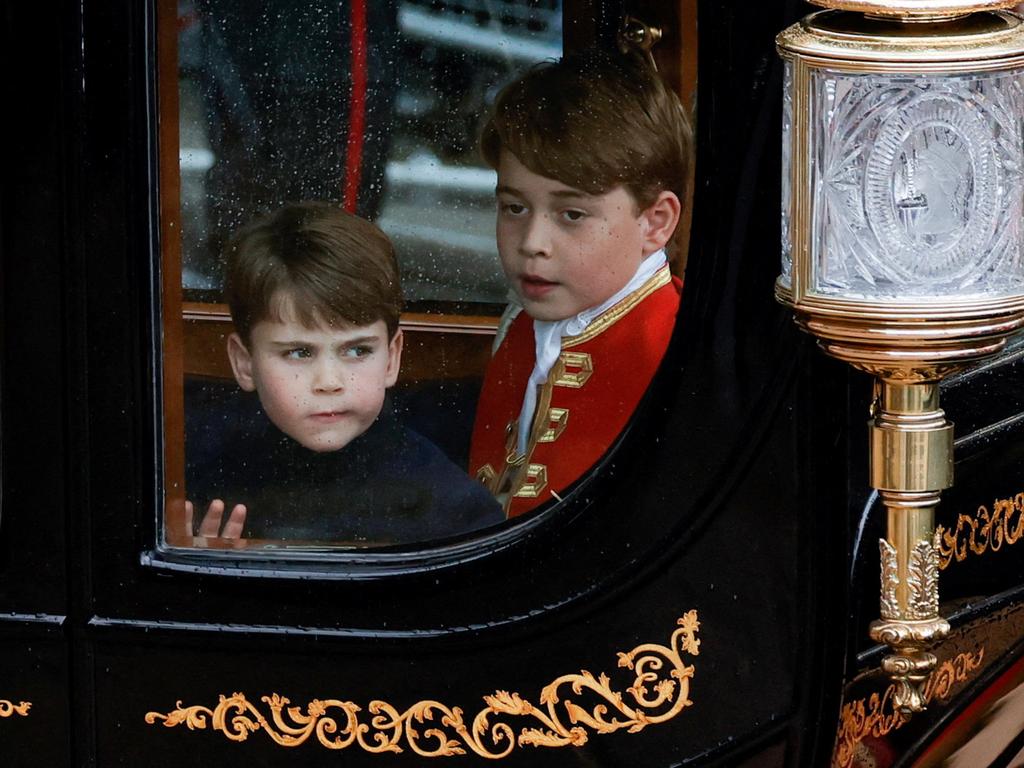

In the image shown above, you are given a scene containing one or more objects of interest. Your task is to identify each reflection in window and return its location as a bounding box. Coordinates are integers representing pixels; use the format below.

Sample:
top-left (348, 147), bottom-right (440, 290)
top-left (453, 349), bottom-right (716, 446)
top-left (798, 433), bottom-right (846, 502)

top-left (177, 0), bottom-right (562, 305)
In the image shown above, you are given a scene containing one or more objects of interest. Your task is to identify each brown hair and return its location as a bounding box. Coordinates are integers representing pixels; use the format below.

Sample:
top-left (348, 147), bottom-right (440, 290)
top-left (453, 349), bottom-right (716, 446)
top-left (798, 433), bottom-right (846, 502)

top-left (481, 49), bottom-right (693, 213)
top-left (224, 202), bottom-right (402, 344)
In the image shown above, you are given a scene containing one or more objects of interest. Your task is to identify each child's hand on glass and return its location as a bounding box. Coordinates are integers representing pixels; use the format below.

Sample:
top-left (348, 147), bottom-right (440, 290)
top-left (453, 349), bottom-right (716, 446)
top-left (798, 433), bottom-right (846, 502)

top-left (184, 498), bottom-right (247, 539)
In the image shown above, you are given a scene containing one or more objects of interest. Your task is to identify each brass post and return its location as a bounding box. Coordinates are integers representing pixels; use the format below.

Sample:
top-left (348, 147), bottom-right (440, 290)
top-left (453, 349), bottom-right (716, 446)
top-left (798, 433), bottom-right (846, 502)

top-left (867, 380), bottom-right (953, 713)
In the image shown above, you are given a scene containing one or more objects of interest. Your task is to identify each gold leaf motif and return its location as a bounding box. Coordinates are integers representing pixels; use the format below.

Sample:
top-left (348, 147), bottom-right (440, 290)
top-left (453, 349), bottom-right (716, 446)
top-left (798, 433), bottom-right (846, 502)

top-left (145, 610), bottom-right (701, 758)
top-left (906, 537), bottom-right (939, 620)
top-left (0, 700), bottom-right (31, 718)
top-left (879, 539), bottom-right (899, 619)
top-left (831, 647), bottom-right (984, 768)
top-left (937, 492), bottom-right (1024, 569)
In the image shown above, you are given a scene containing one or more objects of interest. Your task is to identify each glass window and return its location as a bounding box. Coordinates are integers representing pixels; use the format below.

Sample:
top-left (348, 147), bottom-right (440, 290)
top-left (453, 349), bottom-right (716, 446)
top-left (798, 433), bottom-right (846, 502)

top-left (156, 0), bottom-right (696, 556)
top-left (162, 0), bottom-right (563, 552)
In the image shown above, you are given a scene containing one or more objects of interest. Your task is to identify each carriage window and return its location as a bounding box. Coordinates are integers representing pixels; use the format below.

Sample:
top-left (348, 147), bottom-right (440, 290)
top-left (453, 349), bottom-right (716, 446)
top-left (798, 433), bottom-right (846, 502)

top-left (158, 0), bottom-right (696, 553)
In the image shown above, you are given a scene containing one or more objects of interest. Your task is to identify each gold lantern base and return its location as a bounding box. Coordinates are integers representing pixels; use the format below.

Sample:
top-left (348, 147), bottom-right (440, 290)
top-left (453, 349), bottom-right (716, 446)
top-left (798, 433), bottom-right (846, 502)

top-left (867, 382), bottom-right (952, 714)
top-left (776, 289), bottom-right (1024, 381)
top-left (780, 293), bottom-right (1024, 712)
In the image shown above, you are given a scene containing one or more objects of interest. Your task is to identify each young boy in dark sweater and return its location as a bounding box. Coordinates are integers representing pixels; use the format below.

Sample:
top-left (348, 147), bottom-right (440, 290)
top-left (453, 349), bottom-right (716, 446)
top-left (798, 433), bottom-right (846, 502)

top-left (187, 202), bottom-right (502, 545)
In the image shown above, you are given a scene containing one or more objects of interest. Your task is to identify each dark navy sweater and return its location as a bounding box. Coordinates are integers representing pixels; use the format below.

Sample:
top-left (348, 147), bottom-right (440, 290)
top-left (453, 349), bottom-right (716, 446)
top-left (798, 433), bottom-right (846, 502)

top-left (185, 392), bottom-right (504, 545)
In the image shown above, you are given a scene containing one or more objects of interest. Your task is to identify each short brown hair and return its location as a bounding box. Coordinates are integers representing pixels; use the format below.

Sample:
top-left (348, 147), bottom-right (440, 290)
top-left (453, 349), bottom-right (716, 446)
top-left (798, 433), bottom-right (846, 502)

top-left (224, 202), bottom-right (402, 344)
top-left (481, 49), bottom-right (693, 212)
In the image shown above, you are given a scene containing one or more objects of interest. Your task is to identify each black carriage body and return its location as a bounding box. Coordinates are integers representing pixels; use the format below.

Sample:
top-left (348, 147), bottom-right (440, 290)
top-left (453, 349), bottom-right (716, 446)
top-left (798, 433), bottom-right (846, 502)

top-left (2, 2), bottom-right (1023, 766)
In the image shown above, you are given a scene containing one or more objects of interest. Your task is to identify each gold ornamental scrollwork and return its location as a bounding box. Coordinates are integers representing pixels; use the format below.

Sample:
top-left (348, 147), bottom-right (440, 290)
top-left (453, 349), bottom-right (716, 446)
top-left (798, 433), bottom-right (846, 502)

top-left (0, 700), bottom-right (31, 718)
top-left (831, 647), bottom-right (984, 768)
top-left (937, 491), bottom-right (1024, 569)
top-left (145, 611), bottom-right (701, 758)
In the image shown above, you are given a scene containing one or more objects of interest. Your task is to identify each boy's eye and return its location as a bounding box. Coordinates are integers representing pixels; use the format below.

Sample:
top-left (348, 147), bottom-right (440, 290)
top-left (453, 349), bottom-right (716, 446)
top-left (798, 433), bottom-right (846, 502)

top-left (283, 347), bottom-right (312, 360)
top-left (562, 209), bottom-right (587, 222)
top-left (499, 201), bottom-right (527, 216)
top-left (344, 345), bottom-right (374, 358)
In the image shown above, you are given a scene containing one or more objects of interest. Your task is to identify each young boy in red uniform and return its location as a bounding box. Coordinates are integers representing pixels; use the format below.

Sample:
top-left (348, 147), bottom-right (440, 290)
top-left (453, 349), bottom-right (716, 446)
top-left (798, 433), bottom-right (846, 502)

top-left (469, 50), bottom-right (693, 518)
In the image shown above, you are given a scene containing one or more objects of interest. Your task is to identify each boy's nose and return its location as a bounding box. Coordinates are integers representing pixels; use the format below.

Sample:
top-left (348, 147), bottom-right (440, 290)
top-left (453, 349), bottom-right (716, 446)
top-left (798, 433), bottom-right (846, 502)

top-left (519, 215), bottom-right (552, 258)
top-left (312, 361), bottom-right (345, 393)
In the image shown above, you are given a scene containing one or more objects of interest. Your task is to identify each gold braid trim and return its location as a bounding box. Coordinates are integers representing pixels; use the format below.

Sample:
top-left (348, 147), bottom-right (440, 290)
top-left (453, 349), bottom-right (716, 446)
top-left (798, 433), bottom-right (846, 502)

top-left (145, 611), bottom-right (701, 758)
top-left (562, 267), bottom-right (672, 349)
top-left (0, 700), bottom-right (31, 718)
top-left (831, 647), bottom-right (984, 768)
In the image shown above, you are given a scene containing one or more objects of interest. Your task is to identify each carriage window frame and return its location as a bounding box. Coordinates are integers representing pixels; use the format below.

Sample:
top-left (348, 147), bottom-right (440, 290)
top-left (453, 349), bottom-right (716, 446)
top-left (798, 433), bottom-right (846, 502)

top-left (148, 0), bottom-right (698, 575)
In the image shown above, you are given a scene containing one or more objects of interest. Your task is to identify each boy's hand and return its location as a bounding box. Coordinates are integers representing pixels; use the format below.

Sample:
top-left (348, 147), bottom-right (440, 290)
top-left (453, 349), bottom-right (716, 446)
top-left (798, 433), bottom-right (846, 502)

top-left (184, 499), bottom-right (247, 539)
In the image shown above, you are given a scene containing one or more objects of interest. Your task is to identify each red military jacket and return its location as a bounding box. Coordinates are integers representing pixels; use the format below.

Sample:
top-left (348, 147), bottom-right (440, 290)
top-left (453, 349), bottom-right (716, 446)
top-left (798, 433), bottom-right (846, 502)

top-left (469, 266), bottom-right (681, 518)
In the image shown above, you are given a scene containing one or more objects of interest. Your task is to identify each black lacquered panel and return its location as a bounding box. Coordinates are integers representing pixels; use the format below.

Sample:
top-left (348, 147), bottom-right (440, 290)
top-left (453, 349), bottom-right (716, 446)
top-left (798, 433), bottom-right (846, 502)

top-left (0, 621), bottom-right (71, 768)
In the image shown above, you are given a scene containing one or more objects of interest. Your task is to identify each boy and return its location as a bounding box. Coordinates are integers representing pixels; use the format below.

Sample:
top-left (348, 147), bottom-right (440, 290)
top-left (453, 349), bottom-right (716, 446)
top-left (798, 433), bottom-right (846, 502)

top-left (187, 202), bottom-right (503, 544)
top-left (469, 50), bottom-right (692, 517)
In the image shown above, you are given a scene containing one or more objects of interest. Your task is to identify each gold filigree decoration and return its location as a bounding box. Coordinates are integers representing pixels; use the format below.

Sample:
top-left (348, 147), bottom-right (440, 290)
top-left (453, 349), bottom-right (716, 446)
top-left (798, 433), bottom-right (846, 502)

top-left (937, 492), bottom-right (1024, 569)
top-left (0, 700), bottom-right (31, 718)
top-left (832, 647), bottom-right (984, 768)
top-left (879, 539), bottom-right (899, 619)
top-left (145, 611), bottom-right (701, 758)
top-left (906, 534), bottom-right (940, 620)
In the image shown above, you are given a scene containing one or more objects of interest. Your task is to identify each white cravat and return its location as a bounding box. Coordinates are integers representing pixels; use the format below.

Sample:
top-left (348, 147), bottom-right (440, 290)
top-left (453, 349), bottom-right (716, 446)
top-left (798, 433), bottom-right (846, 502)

top-left (515, 248), bottom-right (668, 455)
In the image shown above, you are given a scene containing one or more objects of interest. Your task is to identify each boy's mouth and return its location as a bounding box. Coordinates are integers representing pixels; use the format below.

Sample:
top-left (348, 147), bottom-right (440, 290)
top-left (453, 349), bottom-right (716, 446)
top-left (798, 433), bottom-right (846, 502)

top-left (519, 274), bottom-right (558, 300)
top-left (310, 411), bottom-right (348, 423)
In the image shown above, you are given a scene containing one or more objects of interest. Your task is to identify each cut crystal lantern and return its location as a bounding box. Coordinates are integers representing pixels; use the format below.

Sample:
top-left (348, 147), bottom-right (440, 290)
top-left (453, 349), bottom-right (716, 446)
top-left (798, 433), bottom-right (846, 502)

top-left (782, 63), bottom-right (1024, 302)
top-left (777, 3), bottom-right (1024, 715)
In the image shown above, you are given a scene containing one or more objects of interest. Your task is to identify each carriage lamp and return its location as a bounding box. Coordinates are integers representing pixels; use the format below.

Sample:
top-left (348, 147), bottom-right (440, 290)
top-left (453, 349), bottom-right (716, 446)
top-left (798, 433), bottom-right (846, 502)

top-left (777, 1), bottom-right (1024, 713)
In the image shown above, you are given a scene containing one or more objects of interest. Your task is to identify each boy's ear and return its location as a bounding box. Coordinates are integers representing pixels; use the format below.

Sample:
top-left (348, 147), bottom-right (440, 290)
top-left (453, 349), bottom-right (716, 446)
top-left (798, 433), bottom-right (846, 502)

top-left (384, 329), bottom-right (403, 388)
top-left (226, 332), bottom-right (257, 392)
top-left (639, 190), bottom-right (681, 256)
